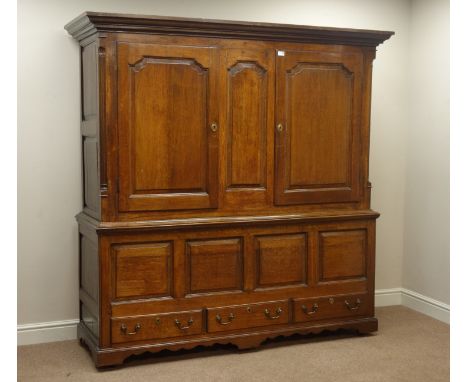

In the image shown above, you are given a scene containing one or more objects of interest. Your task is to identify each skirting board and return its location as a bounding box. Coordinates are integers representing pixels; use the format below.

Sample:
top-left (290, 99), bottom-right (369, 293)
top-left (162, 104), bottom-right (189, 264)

top-left (375, 288), bottom-right (450, 324)
top-left (400, 288), bottom-right (450, 324)
top-left (17, 319), bottom-right (79, 346)
top-left (17, 288), bottom-right (449, 346)
top-left (375, 288), bottom-right (402, 306)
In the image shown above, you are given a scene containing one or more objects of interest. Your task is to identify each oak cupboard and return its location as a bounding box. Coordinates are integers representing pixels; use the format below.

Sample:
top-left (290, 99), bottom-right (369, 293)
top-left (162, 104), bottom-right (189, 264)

top-left (65, 12), bottom-right (393, 367)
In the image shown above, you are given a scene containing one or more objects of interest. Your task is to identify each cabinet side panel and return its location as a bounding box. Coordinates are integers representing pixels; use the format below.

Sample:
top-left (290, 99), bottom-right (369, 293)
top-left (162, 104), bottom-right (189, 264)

top-left (81, 41), bottom-right (101, 219)
top-left (79, 222), bottom-right (100, 341)
top-left (360, 48), bottom-right (377, 208)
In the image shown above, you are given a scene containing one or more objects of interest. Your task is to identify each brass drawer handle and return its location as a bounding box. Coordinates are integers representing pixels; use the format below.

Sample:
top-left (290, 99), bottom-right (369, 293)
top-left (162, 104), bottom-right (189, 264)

top-left (264, 307), bottom-right (283, 320)
top-left (345, 298), bottom-right (361, 311)
top-left (174, 317), bottom-right (194, 330)
top-left (215, 313), bottom-right (235, 325)
top-left (120, 323), bottom-right (141, 336)
top-left (301, 303), bottom-right (319, 315)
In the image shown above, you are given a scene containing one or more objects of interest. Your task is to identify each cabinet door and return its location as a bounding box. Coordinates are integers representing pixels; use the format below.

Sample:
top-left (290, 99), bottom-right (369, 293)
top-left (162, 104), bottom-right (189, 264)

top-left (117, 43), bottom-right (219, 212)
top-left (220, 48), bottom-right (274, 209)
top-left (275, 49), bottom-right (363, 205)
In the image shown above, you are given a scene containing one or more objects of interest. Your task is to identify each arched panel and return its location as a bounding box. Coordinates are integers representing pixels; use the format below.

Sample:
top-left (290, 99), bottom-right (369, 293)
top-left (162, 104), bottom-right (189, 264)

top-left (117, 43), bottom-right (219, 212)
top-left (275, 50), bottom-right (363, 205)
top-left (226, 61), bottom-right (267, 189)
top-left (130, 58), bottom-right (208, 193)
top-left (286, 63), bottom-right (353, 188)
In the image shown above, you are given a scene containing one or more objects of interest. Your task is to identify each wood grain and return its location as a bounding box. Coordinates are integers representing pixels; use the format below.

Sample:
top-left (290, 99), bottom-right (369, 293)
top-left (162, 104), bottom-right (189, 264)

top-left (207, 300), bottom-right (289, 333)
top-left (65, 12), bottom-right (394, 46)
top-left (293, 293), bottom-right (370, 323)
top-left (111, 310), bottom-right (203, 344)
top-left (254, 233), bottom-right (307, 288)
top-left (275, 49), bottom-right (363, 205)
top-left (226, 60), bottom-right (267, 188)
top-left (319, 229), bottom-right (367, 281)
top-left (186, 238), bottom-right (243, 294)
top-left (81, 41), bottom-right (100, 219)
top-left (69, 12), bottom-right (390, 367)
top-left (112, 242), bottom-right (173, 299)
top-left (117, 43), bottom-right (219, 212)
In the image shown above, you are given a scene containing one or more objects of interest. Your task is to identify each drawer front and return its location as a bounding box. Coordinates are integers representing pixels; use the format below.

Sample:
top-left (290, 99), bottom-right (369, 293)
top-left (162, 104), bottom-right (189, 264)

top-left (293, 293), bottom-right (371, 323)
top-left (111, 310), bottom-right (203, 344)
top-left (207, 300), bottom-right (289, 333)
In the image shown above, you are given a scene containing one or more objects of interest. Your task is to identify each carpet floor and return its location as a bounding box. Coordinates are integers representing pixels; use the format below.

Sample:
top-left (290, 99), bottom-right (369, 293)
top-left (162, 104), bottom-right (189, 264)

top-left (17, 306), bottom-right (449, 382)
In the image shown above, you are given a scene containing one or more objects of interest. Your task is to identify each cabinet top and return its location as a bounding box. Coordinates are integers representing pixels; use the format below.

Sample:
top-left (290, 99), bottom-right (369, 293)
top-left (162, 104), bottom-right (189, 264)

top-left (65, 12), bottom-right (394, 47)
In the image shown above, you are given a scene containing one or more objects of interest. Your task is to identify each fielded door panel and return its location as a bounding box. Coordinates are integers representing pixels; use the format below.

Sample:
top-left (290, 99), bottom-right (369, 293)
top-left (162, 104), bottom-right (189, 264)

top-left (220, 48), bottom-right (275, 209)
top-left (117, 43), bottom-right (219, 212)
top-left (274, 49), bottom-right (364, 205)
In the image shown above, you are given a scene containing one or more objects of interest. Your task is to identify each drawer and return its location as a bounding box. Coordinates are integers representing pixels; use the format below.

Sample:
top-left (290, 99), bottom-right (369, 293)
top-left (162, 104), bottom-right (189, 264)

top-left (111, 309), bottom-right (203, 344)
top-left (293, 293), bottom-right (370, 323)
top-left (207, 300), bottom-right (289, 333)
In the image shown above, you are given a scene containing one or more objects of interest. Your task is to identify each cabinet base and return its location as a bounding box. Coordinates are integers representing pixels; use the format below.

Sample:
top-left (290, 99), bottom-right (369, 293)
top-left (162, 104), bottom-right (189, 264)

top-left (78, 317), bottom-right (378, 368)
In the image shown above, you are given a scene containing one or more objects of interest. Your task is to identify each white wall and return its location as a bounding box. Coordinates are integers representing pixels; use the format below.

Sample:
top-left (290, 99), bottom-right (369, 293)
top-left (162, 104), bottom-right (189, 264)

top-left (402, 0), bottom-right (450, 304)
top-left (18, 0), bottom-right (412, 328)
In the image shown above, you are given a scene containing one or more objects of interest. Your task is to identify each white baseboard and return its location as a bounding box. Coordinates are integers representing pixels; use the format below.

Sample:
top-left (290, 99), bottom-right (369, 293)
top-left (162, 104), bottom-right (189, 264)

top-left (17, 288), bottom-right (449, 346)
top-left (376, 287), bottom-right (449, 324)
top-left (400, 288), bottom-right (450, 324)
top-left (375, 288), bottom-right (403, 306)
top-left (17, 319), bottom-right (79, 346)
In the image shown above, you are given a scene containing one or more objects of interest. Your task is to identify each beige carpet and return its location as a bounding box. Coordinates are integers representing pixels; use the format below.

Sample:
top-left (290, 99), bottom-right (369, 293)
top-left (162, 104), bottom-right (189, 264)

top-left (18, 306), bottom-right (449, 382)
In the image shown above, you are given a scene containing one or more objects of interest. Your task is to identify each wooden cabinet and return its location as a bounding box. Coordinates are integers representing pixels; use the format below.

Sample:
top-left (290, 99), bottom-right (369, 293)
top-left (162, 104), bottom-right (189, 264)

top-left (66, 12), bottom-right (392, 367)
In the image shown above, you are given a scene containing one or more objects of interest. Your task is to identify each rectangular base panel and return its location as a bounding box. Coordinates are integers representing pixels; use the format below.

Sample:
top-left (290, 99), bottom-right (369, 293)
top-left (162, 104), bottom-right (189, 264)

top-left (78, 317), bottom-right (378, 368)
